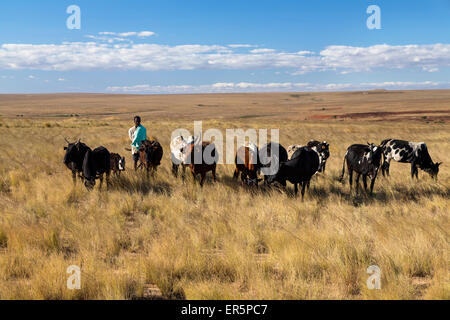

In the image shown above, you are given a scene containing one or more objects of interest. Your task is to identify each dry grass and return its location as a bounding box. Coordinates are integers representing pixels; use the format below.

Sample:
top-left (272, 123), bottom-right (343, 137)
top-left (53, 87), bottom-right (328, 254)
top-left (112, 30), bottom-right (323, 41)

top-left (0, 90), bottom-right (449, 121)
top-left (0, 92), bottom-right (448, 300)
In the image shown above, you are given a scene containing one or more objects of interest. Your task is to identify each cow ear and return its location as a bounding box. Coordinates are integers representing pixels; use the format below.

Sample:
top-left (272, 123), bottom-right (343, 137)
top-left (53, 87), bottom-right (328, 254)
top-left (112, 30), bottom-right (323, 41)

top-left (64, 147), bottom-right (68, 150)
top-left (437, 162), bottom-right (442, 167)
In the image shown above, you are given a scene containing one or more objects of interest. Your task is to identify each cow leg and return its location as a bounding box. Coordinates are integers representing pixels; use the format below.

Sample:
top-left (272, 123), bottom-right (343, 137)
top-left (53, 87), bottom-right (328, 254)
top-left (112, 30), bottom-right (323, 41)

top-left (355, 173), bottom-right (361, 194)
top-left (382, 159), bottom-right (391, 177)
top-left (212, 166), bottom-right (217, 183)
top-left (240, 172), bottom-right (246, 185)
top-left (106, 172), bottom-right (111, 190)
top-left (294, 183), bottom-right (298, 197)
top-left (200, 172), bottom-right (206, 187)
top-left (181, 165), bottom-right (187, 179)
top-left (322, 162), bottom-right (326, 174)
top-left (72, 171), bottom-right (77, 185)
top-left (301, 182), bottom-right (307, 200)
top-left (362, 175), bottom-right (368, 192)
top-left (411, 162), bottom-right (417, 179)
top-left (233, 168), bottom-right (239, 180)
top-left (306, 180), bottom-right (310, 190)
top-left (348, 169), bottom-right (353, 191)
top-left (191, 169), bottom-right (197, 184)
top-left (99, 174), bottom-right (104, 189)
top-left (370, 177), bottom-right (377, 194)
top-left (172, 164), bottom-right (179, 177)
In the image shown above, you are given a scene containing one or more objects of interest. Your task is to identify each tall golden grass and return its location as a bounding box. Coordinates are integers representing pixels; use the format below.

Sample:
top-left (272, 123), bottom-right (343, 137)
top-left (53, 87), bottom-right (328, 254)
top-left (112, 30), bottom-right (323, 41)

top-left (0, 117), bottom-right (448, 300)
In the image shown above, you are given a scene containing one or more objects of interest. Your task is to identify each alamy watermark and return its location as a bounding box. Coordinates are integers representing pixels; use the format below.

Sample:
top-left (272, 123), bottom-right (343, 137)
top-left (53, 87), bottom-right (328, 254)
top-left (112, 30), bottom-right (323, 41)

top-left (366, 265), bottom-right (381, 290)
top-left (367, 5), bottom-right (381, 30)
top-left (171, 121), bottom-right (280, 176)
top-left (66, 5), bottom-right (81, 30)
top-left (67, 265), bottom-right (81, 290)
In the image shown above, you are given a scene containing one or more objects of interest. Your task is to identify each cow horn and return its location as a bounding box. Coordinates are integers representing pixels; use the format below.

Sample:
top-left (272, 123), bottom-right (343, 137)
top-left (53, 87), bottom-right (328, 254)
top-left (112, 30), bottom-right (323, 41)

top-left (64, 137), bottom-right (71, 144)
top-left (76, 139), bottom-right (81, 144)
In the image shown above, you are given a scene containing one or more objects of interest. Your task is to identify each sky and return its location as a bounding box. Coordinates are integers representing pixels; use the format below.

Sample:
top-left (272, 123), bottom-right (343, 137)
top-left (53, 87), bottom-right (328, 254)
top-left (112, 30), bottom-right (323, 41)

top-left (0, 0), bottom-right (449, 94)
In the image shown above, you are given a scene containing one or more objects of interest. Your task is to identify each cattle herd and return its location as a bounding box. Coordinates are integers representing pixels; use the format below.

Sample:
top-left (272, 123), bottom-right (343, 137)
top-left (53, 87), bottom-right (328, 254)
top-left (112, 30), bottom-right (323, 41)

top-left (63, 136), bottom-right (441, 198)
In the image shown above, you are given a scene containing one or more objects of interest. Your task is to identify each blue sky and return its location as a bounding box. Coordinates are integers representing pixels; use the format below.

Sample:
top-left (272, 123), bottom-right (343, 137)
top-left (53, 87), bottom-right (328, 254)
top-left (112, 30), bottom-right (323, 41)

top-left (0, 0), bottom-right (449, 93)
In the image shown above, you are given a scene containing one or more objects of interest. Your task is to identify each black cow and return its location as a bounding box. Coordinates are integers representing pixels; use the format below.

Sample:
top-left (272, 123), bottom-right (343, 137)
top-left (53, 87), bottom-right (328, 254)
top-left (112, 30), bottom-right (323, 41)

top-left (63, 138), bottom-right (91, 184)
top-left (82, 147), bottom-right (111, 190)
top-left (139, 140), bottom-right (164, 177)
top-left (266, 146), bottom-right (320, 199)
top-left (380, 139), bottom-right (441, 179)
top-left (307, 140), bottom-right (330, 173)
top-left (339, 143), bottom-right (383, 194)
top-left (259, 142), bottom-right (288, 184)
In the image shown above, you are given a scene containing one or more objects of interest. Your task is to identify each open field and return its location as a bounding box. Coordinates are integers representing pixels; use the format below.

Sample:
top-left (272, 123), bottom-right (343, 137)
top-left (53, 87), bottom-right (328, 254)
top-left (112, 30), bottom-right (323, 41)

top-left (1, 89), bottom-right (450, 122)
top-left (0, 90), bottom-right (449, 299)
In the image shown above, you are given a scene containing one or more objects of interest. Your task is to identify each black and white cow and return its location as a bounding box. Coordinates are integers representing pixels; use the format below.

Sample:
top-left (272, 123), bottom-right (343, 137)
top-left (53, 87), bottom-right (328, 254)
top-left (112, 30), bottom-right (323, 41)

top-left (380, 139), bottom-right (441, 179)
top-left (339, 143), bottom-right (383, 194)
top-left (307, 140), bottom-right (330, 173)
top-left (170, 135), bottom-right (199, 177)
top-left (287, 141), bottom-right (329, 173)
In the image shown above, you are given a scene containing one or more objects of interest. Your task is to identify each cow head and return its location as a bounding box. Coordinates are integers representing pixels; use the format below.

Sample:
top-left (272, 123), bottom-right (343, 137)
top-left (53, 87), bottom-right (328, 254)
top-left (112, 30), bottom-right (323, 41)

top-left (84, 178), bottom-right (96, 190)
top-left (119, 157), bottom-right (126, 171)
top-left (243, 177), bottom-right (263, 187)
top-left (63, 138), bottom-right (89, 169)
top-left (265, 163), bottom-right (287, 187)
top-left (366, 143), bottom-right (378, 164)
top-left (423, 162), bottom-right (441, 179)
top-left (366, 143), bottom-right (383, 177)
top-left (320, 141), bottom-right (330, 158)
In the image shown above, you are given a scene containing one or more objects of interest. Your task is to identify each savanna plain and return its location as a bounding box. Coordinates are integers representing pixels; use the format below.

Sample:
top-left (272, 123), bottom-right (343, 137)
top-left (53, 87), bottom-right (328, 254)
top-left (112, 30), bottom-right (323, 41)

top-left (0, 90), bottom-right (448, 299)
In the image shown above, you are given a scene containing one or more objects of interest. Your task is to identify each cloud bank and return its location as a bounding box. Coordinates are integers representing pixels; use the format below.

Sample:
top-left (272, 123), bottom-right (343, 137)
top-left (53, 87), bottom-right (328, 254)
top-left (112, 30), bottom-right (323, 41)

top-left (106, 81), bottom-right (450, 94)
top-left (0, 41), bottom-right (449, 73)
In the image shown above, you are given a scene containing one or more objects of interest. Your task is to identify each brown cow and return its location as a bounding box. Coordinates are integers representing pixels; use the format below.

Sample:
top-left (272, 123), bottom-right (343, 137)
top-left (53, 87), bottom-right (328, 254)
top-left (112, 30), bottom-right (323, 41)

top-left (110, 153), bottom-right (126, 176)
top-left (138, 140), bottom-right (163, 177)
top-left (185, 141), bottom-right (217, 187)
top-left (233, 144), bottom-right (262, 186)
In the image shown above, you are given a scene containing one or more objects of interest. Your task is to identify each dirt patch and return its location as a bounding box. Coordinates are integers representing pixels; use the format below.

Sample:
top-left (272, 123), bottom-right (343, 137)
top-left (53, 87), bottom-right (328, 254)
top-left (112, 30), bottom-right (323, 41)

top-left (328, 110), bottom-right (450, 121)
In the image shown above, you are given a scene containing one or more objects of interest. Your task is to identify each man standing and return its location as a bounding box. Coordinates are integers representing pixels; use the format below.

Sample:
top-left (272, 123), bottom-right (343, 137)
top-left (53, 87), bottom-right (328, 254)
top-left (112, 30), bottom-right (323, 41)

top-left (129, 116), bottom-right (147, 170)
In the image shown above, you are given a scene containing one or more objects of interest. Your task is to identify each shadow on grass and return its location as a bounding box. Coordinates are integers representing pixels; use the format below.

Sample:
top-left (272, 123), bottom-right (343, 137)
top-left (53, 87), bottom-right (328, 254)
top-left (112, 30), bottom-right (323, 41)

top-left (108, 172), bottom-right (172, 196)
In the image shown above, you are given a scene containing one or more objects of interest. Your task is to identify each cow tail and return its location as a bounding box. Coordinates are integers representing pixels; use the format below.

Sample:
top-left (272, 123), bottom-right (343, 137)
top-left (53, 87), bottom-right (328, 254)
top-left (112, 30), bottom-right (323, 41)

top-left (339, 154), bottom-right (346, 182)
top-left (83, 149), bottom-right (93, 180)
top-left (249, 150), bottom-right (254, 172)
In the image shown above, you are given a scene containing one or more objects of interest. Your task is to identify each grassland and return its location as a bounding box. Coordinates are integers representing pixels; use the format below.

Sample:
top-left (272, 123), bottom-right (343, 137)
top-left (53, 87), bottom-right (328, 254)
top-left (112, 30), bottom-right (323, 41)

top-left (0, 90), bottom-right (448, 299)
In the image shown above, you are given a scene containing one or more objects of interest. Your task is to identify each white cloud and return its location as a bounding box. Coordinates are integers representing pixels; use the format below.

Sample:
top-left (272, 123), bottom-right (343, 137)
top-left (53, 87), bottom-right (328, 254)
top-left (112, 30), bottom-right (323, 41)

top-left (320, 44), bottom-right (450, 73)
top-left (137, 31), bottom-right (155, 37)
top-left (58, 78), bottom-right (65, 81)
top-left (99, 31), bottom-right (155, 38)
top-left (249, 48), bottom-right (276, 53)
top-left (228, 44), bottom-right (258, 48)
top-left (0, 42), bottom-right (449, 74)
top-left (106, 81), bottom-right (450, 94)
top-left (85, 35), bottom-right (132, 44)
